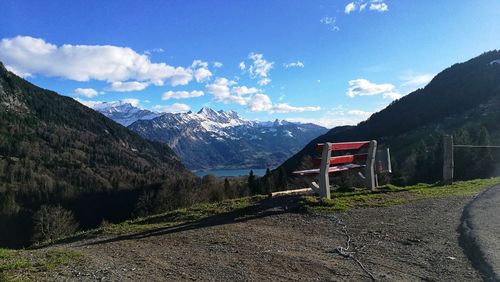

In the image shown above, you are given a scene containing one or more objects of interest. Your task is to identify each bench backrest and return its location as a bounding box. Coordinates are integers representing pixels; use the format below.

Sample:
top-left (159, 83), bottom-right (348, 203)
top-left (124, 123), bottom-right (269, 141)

top-left (313, 141), bottom-right (371, 168)
top-left (318, 140), bottom-right (378, 193)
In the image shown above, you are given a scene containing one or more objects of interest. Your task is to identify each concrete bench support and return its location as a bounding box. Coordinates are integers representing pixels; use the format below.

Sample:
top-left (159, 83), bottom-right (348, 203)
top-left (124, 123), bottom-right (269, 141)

top-left (365, 140), bottom-right (377, 191)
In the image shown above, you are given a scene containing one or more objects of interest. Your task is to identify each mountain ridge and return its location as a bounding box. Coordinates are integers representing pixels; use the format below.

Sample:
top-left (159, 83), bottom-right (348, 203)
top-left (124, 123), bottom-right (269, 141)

top-left (126, 108), bottom-right (328, 169)
top-left (90, 101), bottom-right (162, 126)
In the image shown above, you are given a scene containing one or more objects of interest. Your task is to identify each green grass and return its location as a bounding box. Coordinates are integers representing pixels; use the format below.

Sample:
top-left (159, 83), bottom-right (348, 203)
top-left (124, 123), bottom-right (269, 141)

top-left (104, 195), bottom-right (266, 235)
top-left (300, 177), bottom-right (500, 214)
top-left (0, 249), bottom-right (30, 273)
top-left (0, 248), bottom-right (82, 281)
top-left (40, 195), bottom-right (267, 245)
top-left (37, 250), bottom-right (82, 272)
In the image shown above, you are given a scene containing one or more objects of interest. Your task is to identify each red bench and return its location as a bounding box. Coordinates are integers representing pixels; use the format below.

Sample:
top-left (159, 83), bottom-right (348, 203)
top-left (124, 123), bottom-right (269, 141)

top-left (292, 140), bottom-right (378, 199)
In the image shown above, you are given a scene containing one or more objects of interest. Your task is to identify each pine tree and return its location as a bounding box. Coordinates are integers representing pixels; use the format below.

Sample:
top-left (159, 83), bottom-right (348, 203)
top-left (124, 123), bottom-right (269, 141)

top-left (248, 170), bottom-right (257, 195)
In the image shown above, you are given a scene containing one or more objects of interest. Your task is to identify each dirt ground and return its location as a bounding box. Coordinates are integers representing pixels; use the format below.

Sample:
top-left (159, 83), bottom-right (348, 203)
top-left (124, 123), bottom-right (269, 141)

top-left (32, 194), bottom-right (482, 281)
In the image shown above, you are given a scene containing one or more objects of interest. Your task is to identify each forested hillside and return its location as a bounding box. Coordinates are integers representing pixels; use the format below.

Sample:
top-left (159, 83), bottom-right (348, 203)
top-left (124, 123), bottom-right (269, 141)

top-left (277, 50), bottom-right (500, 186)
top-left (0, 63), bottom-right (195, 247)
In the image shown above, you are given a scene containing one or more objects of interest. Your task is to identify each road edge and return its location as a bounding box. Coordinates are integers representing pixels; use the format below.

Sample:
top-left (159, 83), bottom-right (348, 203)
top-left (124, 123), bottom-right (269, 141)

top-left (459, 184), bottom-right (500, 282)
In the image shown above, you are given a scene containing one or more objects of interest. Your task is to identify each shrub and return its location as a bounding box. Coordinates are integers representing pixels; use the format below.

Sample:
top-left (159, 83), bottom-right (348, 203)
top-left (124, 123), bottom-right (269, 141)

top-left (31, 205), bottom-right (78, 243)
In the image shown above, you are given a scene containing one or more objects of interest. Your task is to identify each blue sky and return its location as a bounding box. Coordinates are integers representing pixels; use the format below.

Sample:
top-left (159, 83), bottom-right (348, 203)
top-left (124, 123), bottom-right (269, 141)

top-left (1, 0), bottom-right (499, 127)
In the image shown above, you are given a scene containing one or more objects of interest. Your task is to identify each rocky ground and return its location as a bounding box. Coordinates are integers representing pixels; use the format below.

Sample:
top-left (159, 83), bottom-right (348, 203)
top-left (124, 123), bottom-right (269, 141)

top-left (23, 193), bottom-right (484, 281)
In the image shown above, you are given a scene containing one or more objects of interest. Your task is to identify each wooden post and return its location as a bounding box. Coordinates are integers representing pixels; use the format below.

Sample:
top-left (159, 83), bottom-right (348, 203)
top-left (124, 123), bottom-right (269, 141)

top-left (443, 135), bottom-right (454, 185)
top-left (365, 140), bottom-right (377, 190)
top-left (386, 148), bottom-right (392, 173)
top-left (318, 142), bottom-right (332, 199)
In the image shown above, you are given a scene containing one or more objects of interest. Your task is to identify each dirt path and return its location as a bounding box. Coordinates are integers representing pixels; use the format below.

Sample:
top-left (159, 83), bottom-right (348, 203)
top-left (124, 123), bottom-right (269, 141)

top-left (37, 194), bottom-right (483, 281)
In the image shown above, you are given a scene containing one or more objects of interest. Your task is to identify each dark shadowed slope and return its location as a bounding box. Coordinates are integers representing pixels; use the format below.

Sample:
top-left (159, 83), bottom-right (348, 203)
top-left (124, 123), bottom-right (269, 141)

top-left (0, 62), bottom-right (191, 246)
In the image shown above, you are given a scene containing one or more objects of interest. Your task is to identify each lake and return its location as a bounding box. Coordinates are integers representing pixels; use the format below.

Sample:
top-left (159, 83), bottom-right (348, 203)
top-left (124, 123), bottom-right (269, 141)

top-left (194, 168), bottom-right (269, 177)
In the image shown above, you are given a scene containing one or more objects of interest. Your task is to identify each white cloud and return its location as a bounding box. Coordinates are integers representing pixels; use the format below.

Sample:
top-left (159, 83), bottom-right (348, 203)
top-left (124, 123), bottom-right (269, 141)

top-left (143, 48), bottom-right (164, 55)
top-left (152, 103), bottom-right (190, 113)
top-left (344, 0), bottom-right (388, 14)
top-left (242, 53), bottom-right (273, 85)
top-left (190, 60), bottom-right (212, 82)
top-left (271, 104), bottom-right (321, 113)
top-left (257, 78), bottom-right (271, 86)
top-left (320, 17), bottom-right (340, 31)
top-left (370, 2), bottom-right (388, 12)
top-left (205, 77), bottom-right (246, 105)
top-left (213, 61), bottom-right (223, 68)
top-left (73, 88), bottom-right (99, 98)
top-left (107, 81), bottom-right (149, 92)
top-left (191, 60), bottom-right (209, 69)
top-left (121, 98), bottom-right (140, 107)
top-left (204, 77), bottom-right (319, 113)
top-left (248, 53), bottom-right (273, 77)
top-left (232, 86), bottom-right (260, 95)
top-left (401, 73), bottom-right (434, 87)
top-left (347, 79), bottom-right (395, 97)
top-left (287, 106), bottom-right (372, 128)
top-left (162, 90), bottom-right (204, 100)
top-left (0, 36), bottom-right (193, 86)
top-left (205, 78), bottom-right (231, 98)
top-left (284, 61), bottom-right (305, 68)
top-left (345, 2), bottom-right (356, 14)
top-left (193, 68), bottom-right (212, 82)
top-left (347, 109), bottom-right (373, 118)
top-left (247, 94), bottom-right (273, 112)
top-left (382, 92), bottom-right (403, 100)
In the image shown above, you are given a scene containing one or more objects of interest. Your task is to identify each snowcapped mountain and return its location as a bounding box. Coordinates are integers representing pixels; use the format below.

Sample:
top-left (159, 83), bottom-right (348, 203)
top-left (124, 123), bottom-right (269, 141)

top-left (93, 101), bottom-right (161, 126)
top-left (127, 107), bottom-right (328, 170)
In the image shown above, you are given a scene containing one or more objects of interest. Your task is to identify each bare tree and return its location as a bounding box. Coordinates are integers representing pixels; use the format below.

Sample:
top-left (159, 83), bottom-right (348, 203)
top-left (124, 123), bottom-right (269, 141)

top-left (32, 205), bottom-right (78, 242)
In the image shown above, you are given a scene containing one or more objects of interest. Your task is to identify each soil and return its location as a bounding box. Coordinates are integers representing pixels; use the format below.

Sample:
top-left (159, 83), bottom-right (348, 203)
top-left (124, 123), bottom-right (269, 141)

top-left (33, 194), bottom-right (482, 281)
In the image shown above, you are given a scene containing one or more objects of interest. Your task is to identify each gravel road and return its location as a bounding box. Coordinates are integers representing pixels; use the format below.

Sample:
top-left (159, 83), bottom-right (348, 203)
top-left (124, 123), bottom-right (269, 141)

top-left (35, 193), bottom-right (486, 281)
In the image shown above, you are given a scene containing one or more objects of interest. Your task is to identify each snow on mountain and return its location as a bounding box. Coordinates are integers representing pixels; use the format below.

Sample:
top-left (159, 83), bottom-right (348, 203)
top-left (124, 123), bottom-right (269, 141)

top-left (127, 107), bottom-right (328, 170)
top-left (91, 102), bottom-right (328, 169)
top-left (92, 101), bottom-right (162, 126)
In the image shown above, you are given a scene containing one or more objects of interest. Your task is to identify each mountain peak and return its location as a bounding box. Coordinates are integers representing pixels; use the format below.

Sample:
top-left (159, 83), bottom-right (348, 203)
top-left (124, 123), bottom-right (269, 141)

top-left (92, 101), bottom-right (161, 126)
top-left (196, 107), bottom-right (220, 119)
top-left (195, 107), bottom-right (245, 124)
top-left (93, 101), bottom-right (134, 112)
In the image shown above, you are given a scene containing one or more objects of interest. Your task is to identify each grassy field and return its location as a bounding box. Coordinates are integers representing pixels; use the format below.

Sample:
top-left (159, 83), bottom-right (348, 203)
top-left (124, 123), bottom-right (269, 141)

top-left (0, 248), bottom-right (82, 281)
top-left (300, 177), bottom-right (500, 214)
